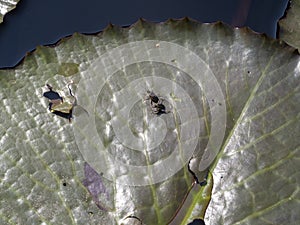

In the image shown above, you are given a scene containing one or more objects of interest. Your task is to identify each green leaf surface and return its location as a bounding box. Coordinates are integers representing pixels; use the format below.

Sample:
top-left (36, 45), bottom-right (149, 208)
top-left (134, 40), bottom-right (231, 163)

top-left (0, 0), bottom-right (20, 23)
top-left (279, 0), bottom-right (300, 51)
top-left (0, 19), bottom-right (299, 225)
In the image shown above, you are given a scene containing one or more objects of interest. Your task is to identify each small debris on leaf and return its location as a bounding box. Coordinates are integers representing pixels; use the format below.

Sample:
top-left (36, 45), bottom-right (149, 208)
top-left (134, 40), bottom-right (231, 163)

top-left (82, 162), bottom-right (110, 211)
top-left (120, 215), bottom-right (143, 225)
top-left (43, 83), bottom-right (76, 122)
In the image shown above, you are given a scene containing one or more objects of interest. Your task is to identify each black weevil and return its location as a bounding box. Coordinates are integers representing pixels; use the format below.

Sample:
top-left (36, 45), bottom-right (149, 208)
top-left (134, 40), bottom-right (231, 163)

top-left (145, 90), bottom-right (170, 115)
top-left (146, 90), bottom-right (160, 106)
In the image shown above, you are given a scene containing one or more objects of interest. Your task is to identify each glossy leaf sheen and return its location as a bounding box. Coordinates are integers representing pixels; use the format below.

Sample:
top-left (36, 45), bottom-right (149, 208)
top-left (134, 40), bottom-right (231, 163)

top-left (0, 19), bottom-right (299, 225)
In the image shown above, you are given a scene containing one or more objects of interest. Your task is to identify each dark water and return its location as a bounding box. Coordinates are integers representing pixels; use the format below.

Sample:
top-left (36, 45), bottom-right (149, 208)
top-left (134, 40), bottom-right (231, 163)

top-left (0, 0), bottom-right (288, 68)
